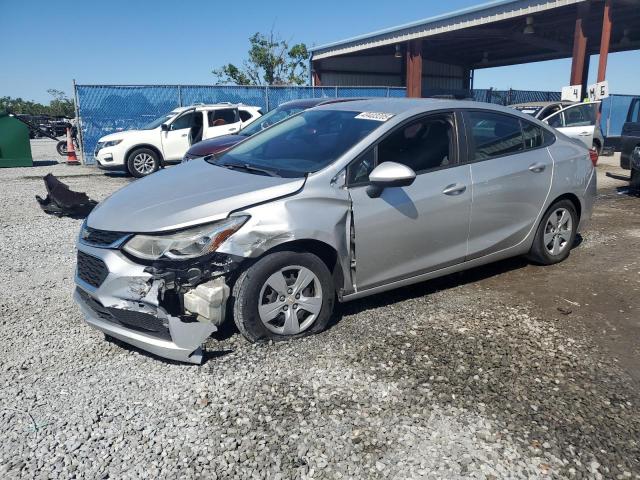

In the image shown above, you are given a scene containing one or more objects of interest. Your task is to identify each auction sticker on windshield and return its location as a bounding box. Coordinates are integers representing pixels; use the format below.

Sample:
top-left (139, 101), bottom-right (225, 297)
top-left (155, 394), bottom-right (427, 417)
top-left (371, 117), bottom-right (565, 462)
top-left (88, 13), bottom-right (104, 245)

top-left (354, 112), bottom-right (395, 122)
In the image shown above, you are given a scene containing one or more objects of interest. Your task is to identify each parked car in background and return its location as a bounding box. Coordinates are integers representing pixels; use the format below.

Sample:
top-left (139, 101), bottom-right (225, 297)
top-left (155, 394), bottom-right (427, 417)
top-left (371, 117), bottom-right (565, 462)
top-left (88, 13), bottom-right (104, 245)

top-left (182, 98), bottom-right (361, 162)
top-left (620, 97), bottom-right (640, 189)
top-left (93, 103), bottom-right (261, 177)
top-left (74, 98), bottom-right (596, 363)
top-left (512, 101), bottom-right (604, 153)
top-left (511, 101), bottom-right (574, 120)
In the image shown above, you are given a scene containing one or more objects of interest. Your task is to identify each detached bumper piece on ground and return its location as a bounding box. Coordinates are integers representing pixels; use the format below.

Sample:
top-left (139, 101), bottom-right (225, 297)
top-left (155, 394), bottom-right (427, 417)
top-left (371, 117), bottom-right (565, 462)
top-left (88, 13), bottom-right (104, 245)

top-left (36, 173), bottom-right (97, 218)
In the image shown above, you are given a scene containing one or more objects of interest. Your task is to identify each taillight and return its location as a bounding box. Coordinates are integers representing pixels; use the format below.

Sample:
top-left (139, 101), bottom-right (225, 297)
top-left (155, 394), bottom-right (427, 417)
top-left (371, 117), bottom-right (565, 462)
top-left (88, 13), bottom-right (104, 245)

top-left (589, 147), bottom-right (599, 166)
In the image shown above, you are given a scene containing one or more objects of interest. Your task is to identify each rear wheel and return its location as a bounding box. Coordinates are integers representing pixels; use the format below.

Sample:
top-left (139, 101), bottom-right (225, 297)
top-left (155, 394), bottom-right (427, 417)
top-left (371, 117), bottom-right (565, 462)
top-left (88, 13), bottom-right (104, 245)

top-left (232, 251), bottom-right (335, 343)
top-left (56, 140), bottom-right (68, 156)
top-left (631, 147), bottom-right (640, 192)
top-left (126, 148), bottom-right (160, 178)
top-left (527, 200), bottom-right (578, 265)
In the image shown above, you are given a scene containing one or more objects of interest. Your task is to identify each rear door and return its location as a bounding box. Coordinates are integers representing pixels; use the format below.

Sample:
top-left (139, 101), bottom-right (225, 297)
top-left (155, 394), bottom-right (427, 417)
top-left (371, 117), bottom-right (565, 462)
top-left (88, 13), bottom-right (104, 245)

top-left (544, 103), bottom-right (598, 148)
top-left (161, 110), bottom-right (196, 160)
top-left (204, 108), bottom-right (241, 139)
top-left (464, 110), bottom-right (553, 259)
top-left (348, 111), bottom-right (472, 290)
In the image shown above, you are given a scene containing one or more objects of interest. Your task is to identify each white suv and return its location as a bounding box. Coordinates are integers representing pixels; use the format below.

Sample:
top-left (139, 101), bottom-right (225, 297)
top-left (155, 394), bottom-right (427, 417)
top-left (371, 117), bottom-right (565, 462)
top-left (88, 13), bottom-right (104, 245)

top-left (94, 104), bottom-right (262, 177)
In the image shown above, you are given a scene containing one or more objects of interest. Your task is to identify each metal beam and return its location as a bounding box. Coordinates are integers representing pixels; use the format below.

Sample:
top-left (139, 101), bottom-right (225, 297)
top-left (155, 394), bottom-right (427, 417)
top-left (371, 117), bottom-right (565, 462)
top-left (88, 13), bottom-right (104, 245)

top-left (406, 40), bottom-right (422, 98)
top-left (570, 1), bottom-right (590, 98)
top-left (597, 0), bottom-right (612, 82)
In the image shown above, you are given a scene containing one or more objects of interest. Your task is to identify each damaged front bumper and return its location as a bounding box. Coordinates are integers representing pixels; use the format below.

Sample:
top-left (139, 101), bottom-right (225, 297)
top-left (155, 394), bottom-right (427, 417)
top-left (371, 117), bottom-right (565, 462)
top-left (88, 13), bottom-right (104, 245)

top-left (74, 243), bottom-right (231, 364)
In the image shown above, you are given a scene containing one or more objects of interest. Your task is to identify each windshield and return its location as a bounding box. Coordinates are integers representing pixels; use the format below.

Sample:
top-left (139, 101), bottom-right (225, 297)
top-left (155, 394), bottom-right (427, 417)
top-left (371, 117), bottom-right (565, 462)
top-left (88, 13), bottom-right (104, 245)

top-left (209, 109), bottom-right (383, 177)
top-left (141, 114), bottom-right (174, 130)
top-left (239, 105), bottom-right (306, 136)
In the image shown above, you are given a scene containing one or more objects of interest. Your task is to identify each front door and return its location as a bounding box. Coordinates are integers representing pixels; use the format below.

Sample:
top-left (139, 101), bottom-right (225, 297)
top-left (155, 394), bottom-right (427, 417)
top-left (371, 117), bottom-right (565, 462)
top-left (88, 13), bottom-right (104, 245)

top-left (544, 103), bottom-right (598, 148)
top-left (463, 110), bottom-right (553, 259)
top-left (348, 112), bottom-right (472, 291)
top-left (162, 110), bottom-right (197, 160)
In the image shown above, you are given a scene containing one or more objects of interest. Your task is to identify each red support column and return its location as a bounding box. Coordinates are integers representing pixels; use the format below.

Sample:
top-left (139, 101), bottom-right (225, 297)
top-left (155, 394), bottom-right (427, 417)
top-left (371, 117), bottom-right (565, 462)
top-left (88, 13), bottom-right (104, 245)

top-left (406, 40), bottom-right (422, 98)
top-left (312, 70), bottom-right (322, 87)
top-left (570, 2), bottom-right (591, 99)
top-left (597, 0), bottom-right (612, 82)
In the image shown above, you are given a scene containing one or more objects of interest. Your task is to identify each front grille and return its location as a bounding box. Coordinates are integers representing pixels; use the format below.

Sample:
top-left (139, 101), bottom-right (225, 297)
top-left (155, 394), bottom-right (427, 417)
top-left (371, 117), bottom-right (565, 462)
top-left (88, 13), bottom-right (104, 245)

top-left (82, 226), bottom-right (128, 247)
top-left (77, 251), bottom-right (109, 288)
top-left (76, 288), bottom-right (171, 341)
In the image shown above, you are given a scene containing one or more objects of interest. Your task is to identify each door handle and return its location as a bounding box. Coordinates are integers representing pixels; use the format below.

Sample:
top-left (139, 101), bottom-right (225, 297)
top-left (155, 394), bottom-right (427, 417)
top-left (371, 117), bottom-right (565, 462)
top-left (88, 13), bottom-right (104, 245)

top-left (228, 128), bottom-right (237, 132)
top-left (181, 134), bottom-right (187, 137)
top-left (529, 162), bottom-right (546, 173)
top-left (578, 132), bottom-right (591, 136)
top-left (442, 183), bottom-right (466, 196)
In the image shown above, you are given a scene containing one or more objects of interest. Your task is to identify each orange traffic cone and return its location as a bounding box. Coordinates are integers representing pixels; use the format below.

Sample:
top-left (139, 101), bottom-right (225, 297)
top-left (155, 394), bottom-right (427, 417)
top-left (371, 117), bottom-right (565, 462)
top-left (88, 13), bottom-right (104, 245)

top-left (66, 127), bottom-right (80, 165)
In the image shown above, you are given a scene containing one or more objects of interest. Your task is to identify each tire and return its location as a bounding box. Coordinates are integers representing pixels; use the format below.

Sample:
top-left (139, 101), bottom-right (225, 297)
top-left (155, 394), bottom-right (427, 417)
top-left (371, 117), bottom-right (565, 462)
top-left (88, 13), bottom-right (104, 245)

top-left (631, 168), bottom-right (640, 192)
top-left (527, 199), bottom-right (578, 265)
top-left (231, 251), bottom-right (335, 343)
top-left (126, 148), bottom-right (160, 178)
top-left (56, 140), bottom-right (68, 156)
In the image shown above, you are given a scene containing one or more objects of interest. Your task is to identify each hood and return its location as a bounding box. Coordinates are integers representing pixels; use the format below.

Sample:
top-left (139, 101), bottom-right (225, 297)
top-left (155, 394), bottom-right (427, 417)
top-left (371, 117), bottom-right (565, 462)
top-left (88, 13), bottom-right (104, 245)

top-left (187, 135), bottom-right (243, 156)
top-left (88, 161), bottom-right (305, 233)
top-left (99, 129), bottom-right (146, 142)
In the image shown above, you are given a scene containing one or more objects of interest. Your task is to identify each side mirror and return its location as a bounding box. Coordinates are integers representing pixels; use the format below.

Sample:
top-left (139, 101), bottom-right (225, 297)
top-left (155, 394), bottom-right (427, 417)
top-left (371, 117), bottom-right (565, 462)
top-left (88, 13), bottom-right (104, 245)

top-left (367, 161), bottom-right (416, 198)
top-left (161, 124), bottom-right (170, 131)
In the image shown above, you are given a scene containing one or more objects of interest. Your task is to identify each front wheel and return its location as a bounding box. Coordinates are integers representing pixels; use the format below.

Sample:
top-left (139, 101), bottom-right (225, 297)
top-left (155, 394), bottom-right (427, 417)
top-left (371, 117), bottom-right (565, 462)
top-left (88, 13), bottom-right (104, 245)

top-left (232, 251), bottom-right (335, 343)
top-left (527, 200), bottom-right (578, 265)
top-left (126, 148), bottom-right (160, 178)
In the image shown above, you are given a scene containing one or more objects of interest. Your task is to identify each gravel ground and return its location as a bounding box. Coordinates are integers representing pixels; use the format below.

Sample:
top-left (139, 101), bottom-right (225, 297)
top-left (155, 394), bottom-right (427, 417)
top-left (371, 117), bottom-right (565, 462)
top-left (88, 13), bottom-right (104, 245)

top-left (0, 140), bottom-right (639, 479)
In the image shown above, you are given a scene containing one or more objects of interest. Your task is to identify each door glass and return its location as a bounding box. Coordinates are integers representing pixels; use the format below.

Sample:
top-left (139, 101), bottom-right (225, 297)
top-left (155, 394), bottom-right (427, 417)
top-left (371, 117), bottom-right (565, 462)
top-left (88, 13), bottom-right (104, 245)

top-left (239, 110), bottom-right (253, 122)
top-left (170, 112), bottom-right (194, 130)
top-left (377, 114), bottom-right (454, 173)
top-left (563, 104), bottom-right (596, 127)
top-left (209, 108), bottom-right (238, 126)
top-left (347, 148), bottom-right (375, 185)
top-left (468, 111), bottom-right (524, 160)
top-left (546, 111), bottom-right (564, 129)
top-left (521, 121), bottom-right (544, 149)
top-left (629, 100), bottom-right (640, 123)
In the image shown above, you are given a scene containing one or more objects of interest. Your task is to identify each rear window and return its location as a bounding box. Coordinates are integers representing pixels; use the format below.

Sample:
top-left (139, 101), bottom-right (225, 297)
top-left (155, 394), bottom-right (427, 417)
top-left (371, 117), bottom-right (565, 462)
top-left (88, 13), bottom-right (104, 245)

top-left (467, 111), bottom-right (524, 160)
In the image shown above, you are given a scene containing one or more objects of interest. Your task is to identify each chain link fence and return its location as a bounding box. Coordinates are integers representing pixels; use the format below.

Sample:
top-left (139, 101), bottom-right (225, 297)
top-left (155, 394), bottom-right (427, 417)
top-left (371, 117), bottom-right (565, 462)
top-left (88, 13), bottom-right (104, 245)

top-left (75, 85), bottom-right (406, 163)
top-left (76, 84), bottom-right (585, 163)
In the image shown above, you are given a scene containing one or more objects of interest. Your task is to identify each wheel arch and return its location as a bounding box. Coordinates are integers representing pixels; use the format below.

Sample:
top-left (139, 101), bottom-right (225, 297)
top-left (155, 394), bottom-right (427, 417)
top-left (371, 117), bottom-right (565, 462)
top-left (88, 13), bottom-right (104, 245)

top-left (255, 239), bottom-right (345, 297)
top-left (125, 144), bottom-right (164, 164)
top-left (548, 192), bottom-right (582, 220)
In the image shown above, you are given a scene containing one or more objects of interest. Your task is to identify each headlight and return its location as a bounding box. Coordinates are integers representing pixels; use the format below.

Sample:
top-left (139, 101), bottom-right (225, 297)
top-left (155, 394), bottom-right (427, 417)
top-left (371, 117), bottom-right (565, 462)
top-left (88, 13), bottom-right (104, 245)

top-left (99, 140), bottom-right (122, 150)
top-left (122, 216), bottom-right (249, 261)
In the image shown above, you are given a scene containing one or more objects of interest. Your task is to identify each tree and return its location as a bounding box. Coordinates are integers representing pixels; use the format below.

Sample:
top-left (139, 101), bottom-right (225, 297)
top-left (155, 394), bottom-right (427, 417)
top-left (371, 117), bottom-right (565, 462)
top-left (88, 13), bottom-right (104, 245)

top-left (0, 90), bottom-right (75, 117)
top-left (213, 31), bottom-right (309, 86)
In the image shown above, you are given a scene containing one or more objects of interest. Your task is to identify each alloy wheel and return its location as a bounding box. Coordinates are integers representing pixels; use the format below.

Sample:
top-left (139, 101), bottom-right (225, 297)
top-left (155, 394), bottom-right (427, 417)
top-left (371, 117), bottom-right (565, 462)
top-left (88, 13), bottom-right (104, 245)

top-left (133, 153), bottom-right (156, 175)
top-left (544, 207), bottom-right (573, 256)
top-left (258, 266), bottom-right (323, 335)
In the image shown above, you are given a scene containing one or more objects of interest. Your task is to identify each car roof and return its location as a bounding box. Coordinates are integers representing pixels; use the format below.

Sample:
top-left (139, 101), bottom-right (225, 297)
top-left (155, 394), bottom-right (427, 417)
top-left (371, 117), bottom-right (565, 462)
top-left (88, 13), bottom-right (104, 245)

top-left (171, 104), bottom-right (259, 113)
top-left (312, 97), bottom-right (535, 117)
top-left (276, 97), bottom-right (366, 109)
top-left (510, 101), bottom-right (574, 108)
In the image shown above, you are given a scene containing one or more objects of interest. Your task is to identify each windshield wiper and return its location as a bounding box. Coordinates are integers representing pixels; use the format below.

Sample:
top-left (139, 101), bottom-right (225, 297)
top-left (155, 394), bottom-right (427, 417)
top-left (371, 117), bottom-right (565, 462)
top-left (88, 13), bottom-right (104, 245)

top-left (220, 162), bottom-right (281, 177)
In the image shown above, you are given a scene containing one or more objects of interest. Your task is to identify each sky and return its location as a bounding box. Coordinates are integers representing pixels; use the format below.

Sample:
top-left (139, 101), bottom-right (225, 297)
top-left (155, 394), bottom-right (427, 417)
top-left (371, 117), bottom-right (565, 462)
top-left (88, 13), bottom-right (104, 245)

top-left (2, 0), bottom-right (639, 104)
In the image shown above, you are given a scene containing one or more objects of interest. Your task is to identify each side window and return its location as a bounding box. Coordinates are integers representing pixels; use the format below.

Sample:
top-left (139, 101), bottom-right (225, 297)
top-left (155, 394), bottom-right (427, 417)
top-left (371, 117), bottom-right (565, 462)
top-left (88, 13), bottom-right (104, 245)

top-left (239, 110), bottom-right (253, 122)
top-left (467, 111), bottom-right (524, 160)
top-left (347, 148), bottom-right (375, 185)
top-left (377, 114), bottom-right (454, 173)
top-left (546, 111), bottom-right (564, 128)
top-left (521, 120), bottom-right (544, 149)
top-left (563, 104), bottom-right (595, 127)
top-left (628, 100), bottom-right (640, 123)
top-left (208, 108), bottom-right (238, 126)
top-left (170, 112), bottom-right (194, 130)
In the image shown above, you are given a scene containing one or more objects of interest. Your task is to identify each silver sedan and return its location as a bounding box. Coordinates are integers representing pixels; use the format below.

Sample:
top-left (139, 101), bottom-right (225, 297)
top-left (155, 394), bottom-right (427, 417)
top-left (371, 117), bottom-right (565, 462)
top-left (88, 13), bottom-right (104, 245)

top-left (74, 99), bottom-right (597, 363)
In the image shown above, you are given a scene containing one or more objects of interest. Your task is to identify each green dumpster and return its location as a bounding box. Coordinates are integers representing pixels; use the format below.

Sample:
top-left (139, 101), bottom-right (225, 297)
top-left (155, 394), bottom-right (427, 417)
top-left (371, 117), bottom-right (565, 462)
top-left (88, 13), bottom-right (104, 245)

top-left (0, 111), bottom-right (33, 167)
